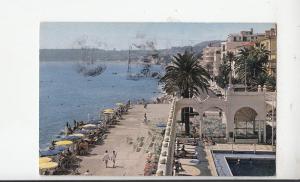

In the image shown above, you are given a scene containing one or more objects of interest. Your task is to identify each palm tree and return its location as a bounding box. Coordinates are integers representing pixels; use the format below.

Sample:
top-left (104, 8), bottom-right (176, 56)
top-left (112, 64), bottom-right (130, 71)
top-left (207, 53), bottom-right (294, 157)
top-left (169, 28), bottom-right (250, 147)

top-left (215, 51), bottom-right (236, 88)
top-left (235, 43), bottom-right (269, 90)
top-left (160, 51), bottom-right (211, 134)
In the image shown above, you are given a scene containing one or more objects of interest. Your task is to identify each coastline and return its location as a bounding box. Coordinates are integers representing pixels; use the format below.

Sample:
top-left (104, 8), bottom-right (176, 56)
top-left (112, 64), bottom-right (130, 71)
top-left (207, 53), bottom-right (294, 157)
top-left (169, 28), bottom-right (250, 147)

top-left (39, 61), bottom-right (163, 149)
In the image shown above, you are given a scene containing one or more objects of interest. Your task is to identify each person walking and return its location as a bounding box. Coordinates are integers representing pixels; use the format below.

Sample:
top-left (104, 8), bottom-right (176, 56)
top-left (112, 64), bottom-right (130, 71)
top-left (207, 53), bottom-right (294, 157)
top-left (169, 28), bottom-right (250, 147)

top-left (111, 150), bottom-right (117, 168)
top-left (102, 150), bottom-right (110, 168)
top-left (83, 169), bottom-right (91, 176)
top-left (144, 113), bottom-right (147, 123)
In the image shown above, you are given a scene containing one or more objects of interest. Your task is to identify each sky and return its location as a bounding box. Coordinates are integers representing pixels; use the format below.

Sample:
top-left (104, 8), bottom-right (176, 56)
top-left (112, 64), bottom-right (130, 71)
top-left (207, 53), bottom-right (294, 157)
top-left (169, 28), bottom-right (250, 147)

top-left (40, 22), bottom-right (275, 50)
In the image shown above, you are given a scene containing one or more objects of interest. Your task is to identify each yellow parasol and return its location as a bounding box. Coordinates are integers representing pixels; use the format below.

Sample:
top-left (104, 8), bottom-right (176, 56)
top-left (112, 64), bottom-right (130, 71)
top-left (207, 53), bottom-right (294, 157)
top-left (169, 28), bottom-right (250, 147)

top-left (55, 140), bottom-right (73, 146)
top-left (103, 109), bottom-right (114, 112)
top-left (70, 133), bottom-right (84, 137)
top-left (103, 111), bottom-right (114, 114)
top-left (39, 157), bottom-right (52, 164)
top-left (103, 109), bottom-right (114, 114)
top-left (39, 162), bottom-right (58, 170)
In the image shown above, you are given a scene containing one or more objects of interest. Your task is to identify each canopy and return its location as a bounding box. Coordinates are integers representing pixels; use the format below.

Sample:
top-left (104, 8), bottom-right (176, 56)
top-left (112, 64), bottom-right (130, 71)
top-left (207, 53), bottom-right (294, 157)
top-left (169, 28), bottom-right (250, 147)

top-left (39, 162), bottom-right (58, 170)
top-left (39, 157), bottom-right (52, 164)
top-left (40, 149), bottom-right (62, 157)
top-left (55, 140), bottom-right (73, 146)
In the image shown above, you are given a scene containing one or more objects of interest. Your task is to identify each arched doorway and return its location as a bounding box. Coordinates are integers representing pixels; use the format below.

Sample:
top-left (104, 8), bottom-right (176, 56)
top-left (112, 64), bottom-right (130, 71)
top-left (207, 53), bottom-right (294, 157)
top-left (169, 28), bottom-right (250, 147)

top-left (234, 107), bottom-right (264, 142)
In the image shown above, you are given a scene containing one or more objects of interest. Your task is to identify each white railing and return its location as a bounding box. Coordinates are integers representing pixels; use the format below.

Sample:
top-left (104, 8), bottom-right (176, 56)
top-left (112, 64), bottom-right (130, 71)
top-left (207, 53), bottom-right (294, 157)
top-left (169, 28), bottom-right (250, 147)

top-left (265, 92), bottom-right (276, 102)
top-left (156, 98), bottom-right (177, 176)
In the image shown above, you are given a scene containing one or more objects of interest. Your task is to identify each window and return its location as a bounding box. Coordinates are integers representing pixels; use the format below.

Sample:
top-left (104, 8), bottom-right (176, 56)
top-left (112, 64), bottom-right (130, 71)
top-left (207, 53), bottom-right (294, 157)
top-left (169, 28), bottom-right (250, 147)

top-left (233, 37), bottom-right (237, 41)
top-left (222, 45), bottom-right (225, 51)
top-left (242, 36), bottom-right (247, 41)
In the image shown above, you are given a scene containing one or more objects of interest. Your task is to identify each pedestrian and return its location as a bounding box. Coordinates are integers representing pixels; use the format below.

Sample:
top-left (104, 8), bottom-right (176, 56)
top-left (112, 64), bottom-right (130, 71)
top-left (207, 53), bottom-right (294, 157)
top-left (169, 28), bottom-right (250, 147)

top-left (111, 150), bottom-right (117, 168)
top-left (83, 169), bottom-right (91, 176)
top-left (195, 150), bottom-right (201, 164)
top-left (103, 150), bottom-right (110, 168)
top-left (144, 113), bottom-right (147, 123)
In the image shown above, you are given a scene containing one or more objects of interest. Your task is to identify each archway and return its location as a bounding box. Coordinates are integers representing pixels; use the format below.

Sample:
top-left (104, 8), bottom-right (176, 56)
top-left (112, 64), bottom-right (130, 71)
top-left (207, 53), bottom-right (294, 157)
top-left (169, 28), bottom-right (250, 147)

top-left (233, 107), bottom-right (262, 142)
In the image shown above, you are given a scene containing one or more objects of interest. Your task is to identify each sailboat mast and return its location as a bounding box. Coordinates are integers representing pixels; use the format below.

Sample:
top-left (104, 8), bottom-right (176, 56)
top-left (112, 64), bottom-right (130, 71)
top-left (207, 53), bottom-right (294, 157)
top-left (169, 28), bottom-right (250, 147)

top-left (127, 46), bottom-right (131, 75)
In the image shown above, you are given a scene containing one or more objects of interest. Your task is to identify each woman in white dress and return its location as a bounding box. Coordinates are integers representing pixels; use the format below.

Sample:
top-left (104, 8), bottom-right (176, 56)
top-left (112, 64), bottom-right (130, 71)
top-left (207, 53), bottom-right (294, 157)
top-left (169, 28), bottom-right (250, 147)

top-left (111, 150), bottom-right (117, 168)
top-left (102, 150), bottom-right (110, 168)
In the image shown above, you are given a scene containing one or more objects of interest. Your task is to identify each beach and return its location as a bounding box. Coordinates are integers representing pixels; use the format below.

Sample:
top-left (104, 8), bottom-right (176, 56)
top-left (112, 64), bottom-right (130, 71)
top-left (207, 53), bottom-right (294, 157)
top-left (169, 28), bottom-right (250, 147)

top-left (77, 103), bottom-right (170, 176)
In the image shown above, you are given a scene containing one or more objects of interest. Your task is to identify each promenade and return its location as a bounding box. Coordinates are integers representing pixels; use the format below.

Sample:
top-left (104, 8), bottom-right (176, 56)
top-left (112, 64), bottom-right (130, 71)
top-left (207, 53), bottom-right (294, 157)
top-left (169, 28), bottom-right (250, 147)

top-left (77, 103), bottom-right (170, 176)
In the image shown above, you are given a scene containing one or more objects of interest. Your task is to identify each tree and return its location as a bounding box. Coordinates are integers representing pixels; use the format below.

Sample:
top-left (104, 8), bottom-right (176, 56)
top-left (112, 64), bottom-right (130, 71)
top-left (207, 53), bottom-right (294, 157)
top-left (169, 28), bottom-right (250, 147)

top-left (160, 51), bottom-right (211, 134)
top-left (206, 63), bottom-right (213, 77)
top-left (235, 43), bottom-right (270, 90)
top-left (215, 51), bottom-right (236, 88)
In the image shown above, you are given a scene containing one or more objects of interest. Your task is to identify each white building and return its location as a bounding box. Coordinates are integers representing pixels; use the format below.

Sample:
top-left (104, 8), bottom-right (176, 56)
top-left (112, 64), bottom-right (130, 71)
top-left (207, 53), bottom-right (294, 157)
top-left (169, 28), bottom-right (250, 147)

top-left (220, 29), bottom-right (266, 77)
top-left (200, 45), bottom-right (221, 77)
top-left (221, 29), bottom-right (265, 61)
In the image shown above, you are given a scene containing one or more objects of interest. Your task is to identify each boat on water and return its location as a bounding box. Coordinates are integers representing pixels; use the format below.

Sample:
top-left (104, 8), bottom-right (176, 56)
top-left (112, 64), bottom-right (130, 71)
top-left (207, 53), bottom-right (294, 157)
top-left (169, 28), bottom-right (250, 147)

top-left (127, 73), bottom-right (143, 81)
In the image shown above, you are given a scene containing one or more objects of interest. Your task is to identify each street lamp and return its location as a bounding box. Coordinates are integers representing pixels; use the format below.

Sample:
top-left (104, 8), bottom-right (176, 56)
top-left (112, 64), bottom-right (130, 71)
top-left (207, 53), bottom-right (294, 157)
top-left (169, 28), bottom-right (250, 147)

top-left (271, 97), bottom-right (275, 149)
top-left (244, 59), bottom-right (247, 92)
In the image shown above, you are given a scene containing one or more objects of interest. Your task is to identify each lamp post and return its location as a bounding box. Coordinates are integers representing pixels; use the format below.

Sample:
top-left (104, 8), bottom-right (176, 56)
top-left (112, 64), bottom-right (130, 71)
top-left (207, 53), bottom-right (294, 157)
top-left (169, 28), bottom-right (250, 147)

top-left (244, 59), bottom-right (247, 92)
top-left (271, 97), bottom-right (275, 148)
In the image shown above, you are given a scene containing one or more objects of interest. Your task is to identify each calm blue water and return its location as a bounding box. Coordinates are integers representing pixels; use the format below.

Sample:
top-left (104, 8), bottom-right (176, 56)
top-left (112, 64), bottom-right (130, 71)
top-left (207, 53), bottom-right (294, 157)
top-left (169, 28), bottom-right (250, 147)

top-left (39, 61), bottom-right (162, 149)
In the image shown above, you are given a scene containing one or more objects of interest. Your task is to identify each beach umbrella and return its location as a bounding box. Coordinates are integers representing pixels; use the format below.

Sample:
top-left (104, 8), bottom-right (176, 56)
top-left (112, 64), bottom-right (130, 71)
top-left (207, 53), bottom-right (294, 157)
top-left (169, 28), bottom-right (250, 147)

top-left (70, 133), bottom-right (85, 137)
top-left (75, 130), bottom-right (90, 134)
top-left (156, 123), bottom-right (166, 128)
top-left (54, 145), bottom-right (67, 151)
top-left (40, 149), bottom-right (62, 157)
top-left (39, 162), bottom-right (58, 170)
top-left (103, 111), bottom-right (114, 114)
top-left (103, 109), bottom-right (114, 113)
top-left (116, 103), bottom-right (124, 106)
top-left (82, 124), bottom-right (97, 129)
top-left (55, 140), bottom-right (73, 146)
top-left (39, 157), bottom-right (52, 164)
top-left (62, 135), bottom-right (81, 141)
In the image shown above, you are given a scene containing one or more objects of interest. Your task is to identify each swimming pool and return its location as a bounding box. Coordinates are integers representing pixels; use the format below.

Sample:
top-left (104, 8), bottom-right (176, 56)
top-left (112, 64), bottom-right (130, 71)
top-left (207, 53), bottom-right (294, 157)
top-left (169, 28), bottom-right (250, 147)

top-left (212, 151), bottom-right (276, 176)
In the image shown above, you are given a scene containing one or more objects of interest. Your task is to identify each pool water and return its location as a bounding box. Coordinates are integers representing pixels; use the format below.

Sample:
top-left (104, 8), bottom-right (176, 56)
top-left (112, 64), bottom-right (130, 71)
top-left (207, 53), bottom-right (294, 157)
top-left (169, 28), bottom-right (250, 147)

top-left (227, 158), bottom-right (276, 176)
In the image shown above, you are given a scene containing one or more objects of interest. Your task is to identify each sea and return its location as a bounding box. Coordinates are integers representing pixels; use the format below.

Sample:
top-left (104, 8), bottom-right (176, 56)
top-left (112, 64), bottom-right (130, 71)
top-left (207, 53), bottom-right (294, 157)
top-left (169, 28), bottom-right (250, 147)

top-left (39, 61), bottom-right (163, 149)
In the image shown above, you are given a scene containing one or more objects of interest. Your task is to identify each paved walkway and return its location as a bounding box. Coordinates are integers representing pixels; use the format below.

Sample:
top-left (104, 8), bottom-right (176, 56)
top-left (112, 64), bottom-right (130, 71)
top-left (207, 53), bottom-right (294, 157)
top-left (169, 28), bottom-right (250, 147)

top-left (77, 104), bottom-right (170, 176)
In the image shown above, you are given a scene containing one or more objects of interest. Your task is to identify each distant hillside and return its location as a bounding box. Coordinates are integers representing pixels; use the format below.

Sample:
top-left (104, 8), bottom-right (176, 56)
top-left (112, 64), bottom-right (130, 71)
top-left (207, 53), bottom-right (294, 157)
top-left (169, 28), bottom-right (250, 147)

top-left (40, 40), bottom-right (222, 62)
